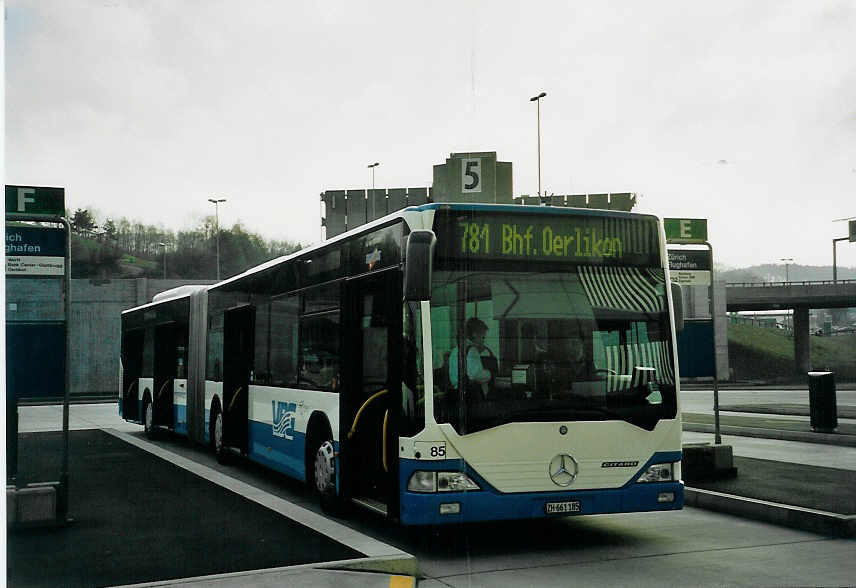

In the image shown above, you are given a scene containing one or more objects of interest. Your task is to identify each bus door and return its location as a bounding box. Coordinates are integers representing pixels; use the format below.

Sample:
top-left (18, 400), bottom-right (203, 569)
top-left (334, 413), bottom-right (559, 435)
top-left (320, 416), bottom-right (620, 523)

top-left (222, 305), bottom-right (254, 454)
top-left (122, 328), bottom-right (145, 421)
top-left (343, 272), bottom-right (402, 516)
top-left (153, 323), bottom-right (178, 428)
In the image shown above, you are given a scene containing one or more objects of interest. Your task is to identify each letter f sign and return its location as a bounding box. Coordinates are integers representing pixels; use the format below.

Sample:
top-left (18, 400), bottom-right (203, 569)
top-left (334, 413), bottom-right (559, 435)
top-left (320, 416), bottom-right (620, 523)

top-left (17, 188), bottom-right (35, 212)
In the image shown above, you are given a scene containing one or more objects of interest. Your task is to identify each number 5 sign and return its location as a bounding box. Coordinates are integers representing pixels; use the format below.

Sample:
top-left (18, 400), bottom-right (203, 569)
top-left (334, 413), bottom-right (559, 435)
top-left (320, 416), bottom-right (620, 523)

top-left (461, 158), bottom-right (482, 193)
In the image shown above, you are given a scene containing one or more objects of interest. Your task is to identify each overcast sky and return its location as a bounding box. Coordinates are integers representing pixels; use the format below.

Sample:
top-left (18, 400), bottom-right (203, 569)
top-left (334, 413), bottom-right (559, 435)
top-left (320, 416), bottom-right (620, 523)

top-left (6, 1), bottom-right (856, 269)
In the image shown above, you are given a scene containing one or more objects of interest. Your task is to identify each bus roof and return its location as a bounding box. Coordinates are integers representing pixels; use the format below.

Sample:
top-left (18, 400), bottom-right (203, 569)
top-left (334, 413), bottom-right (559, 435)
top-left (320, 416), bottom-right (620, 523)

top-left (409, 201), bottom-right (658, 221)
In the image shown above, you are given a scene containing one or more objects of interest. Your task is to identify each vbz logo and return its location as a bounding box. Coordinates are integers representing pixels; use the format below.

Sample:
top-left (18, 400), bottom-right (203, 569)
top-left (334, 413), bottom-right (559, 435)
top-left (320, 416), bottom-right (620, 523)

top-left (272, 401), bottom-right (297, 440)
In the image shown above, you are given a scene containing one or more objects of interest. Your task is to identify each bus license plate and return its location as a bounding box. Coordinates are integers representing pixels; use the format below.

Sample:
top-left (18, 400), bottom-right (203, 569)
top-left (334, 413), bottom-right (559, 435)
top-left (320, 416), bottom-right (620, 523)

top-left (546, 500), bottom-right (581, 514)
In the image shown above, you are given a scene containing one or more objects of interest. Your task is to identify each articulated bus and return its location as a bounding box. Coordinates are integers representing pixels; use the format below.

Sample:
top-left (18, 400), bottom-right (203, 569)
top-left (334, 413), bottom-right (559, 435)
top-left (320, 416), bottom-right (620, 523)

top-left (120, 203), bottom-right (685, 525)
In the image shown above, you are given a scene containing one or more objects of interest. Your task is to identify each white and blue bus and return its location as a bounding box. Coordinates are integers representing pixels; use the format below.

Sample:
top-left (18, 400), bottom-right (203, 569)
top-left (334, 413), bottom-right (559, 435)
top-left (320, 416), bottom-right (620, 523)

top-left (120, 202), bottom-right (684, 525)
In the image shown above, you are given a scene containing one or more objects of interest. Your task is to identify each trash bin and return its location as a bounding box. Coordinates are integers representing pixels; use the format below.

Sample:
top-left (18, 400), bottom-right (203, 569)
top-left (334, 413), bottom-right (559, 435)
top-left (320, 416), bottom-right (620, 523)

top-left (807, 371), bottom-right (838, 433)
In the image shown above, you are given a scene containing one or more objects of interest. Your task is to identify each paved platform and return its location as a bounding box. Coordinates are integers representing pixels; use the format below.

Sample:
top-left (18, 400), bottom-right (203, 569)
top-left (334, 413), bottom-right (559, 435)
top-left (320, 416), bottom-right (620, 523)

top-left (8, 399), bottom-right (855, 587)
top-left (682, 399), bottom-right (856, 537)
top-left (7, 428), bottom-right (414, 587)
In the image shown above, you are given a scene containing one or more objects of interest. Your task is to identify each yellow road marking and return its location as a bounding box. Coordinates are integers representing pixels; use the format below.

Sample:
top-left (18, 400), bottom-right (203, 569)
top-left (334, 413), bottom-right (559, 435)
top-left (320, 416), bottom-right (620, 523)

top-left (389, 575), bottom-right (414, 588)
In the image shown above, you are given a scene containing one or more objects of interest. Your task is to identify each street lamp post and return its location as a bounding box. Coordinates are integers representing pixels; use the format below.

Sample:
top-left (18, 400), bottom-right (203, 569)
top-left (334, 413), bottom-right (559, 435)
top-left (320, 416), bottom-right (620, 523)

top-left (159, 242), bottom-right (167, 279)
top-left (367, 162), bottom-right (379, 191)
top-left (832, 216), bottom-right (855, 283)
top-left (529, 92), bottom-right (546, 196)
top-left (832, 238), bottom-right (848, 283)
top-left (208, 198), bottom-right (227, 280)
top-left (780, 257), bottom-right (793, 283)
top-left (780, 257), bottom-right (794, 331)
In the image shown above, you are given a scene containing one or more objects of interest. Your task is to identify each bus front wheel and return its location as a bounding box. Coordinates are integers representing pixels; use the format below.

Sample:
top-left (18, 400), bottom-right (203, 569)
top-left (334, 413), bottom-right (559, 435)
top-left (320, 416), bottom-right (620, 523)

top-left (307, 426), bottom-right (343, 513)
top-left (211, 403), bottom-right (229, 465)
top-left (143, 395), bottom-right (156, 439)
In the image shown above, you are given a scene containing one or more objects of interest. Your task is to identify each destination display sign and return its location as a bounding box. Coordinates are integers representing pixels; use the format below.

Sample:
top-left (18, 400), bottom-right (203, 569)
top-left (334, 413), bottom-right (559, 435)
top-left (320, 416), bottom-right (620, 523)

top-left (433, 210), bottom-right (660, 267)
top-left (5, 225), bottom-right (66, 276)
top-left (668, 248), bottom-right (711, 286)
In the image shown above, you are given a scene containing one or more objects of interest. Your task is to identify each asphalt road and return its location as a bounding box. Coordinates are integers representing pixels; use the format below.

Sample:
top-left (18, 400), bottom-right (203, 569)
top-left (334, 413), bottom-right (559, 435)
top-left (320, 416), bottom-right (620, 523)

top-left (136, 429), bottom-right (856, 587)
top-left (680, 387), bottom-right (856, 415)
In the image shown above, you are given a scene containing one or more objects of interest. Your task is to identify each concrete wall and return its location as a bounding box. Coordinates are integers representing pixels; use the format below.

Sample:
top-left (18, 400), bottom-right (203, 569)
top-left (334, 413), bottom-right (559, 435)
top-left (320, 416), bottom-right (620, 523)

top-left (714, 280), bottom-right (730, 381)
top-left (6, 278), bottom-right (213, 399)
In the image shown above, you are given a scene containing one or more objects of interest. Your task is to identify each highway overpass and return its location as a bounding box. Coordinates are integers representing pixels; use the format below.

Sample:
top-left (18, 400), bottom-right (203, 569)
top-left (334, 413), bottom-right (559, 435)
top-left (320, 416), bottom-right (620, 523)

top-left (725, 279), bottom-right (856, 373)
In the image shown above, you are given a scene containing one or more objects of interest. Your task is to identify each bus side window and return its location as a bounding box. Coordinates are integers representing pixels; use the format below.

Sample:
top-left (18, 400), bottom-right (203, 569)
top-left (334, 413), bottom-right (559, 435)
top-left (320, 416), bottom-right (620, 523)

top-left (299, 311), bottom-right (340, 392)
top-left (269, 294), bottom-right (299, 388)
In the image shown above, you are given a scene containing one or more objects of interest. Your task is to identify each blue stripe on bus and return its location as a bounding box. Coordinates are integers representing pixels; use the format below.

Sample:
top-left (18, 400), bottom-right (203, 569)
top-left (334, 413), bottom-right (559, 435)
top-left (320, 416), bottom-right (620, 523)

top-left (246, 421), bottom-right (341, 489)
top-left (247, 421), bottom-right (307, 480)
top-left (246, 420), bottom-right (308, 481)
top-left (173, 404), bottom-right (188, 436)
top-left (398, 451), bottom-right (683, 525)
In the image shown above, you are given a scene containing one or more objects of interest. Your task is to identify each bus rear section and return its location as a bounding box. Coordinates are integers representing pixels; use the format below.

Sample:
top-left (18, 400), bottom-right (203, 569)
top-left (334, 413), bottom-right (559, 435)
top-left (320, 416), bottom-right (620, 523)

top-left (396, 204), bottom-right (683, 525)
top-left (119, 286), bottom-right (206, 441)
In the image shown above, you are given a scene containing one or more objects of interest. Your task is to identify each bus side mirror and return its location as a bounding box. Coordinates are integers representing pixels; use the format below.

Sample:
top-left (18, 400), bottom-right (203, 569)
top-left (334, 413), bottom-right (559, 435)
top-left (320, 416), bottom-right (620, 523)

top-left (670, 282), bottom-right (684, 333)
top-left (404, 230), bottom-right (436, 301)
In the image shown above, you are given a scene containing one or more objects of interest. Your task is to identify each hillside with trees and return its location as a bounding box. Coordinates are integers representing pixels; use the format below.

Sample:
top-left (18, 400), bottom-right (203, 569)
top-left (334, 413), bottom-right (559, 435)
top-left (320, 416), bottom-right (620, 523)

top-left (67, 207), bottom-right (302, 279)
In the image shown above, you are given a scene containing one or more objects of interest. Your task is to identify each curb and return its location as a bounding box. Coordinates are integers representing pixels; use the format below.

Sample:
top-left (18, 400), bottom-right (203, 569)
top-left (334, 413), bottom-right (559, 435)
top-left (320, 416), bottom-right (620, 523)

top-left (685, 487), bottom-right (856, 538)
top-left (682, 423), bottom-right (856, 447)
top-left (112, 560), bottom-right (417, 587)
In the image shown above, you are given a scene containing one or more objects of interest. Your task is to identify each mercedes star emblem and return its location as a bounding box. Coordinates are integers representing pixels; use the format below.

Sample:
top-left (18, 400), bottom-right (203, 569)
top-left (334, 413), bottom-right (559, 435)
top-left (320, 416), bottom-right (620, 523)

top-left (548, 453), bottom-right (578, 486)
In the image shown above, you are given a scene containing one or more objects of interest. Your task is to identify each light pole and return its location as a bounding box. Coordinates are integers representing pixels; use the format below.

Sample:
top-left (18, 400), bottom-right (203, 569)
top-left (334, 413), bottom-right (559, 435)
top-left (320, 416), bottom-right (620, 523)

top-left (158, 242), bottom-right (167, 279)
top-left (529, 91), bottom-right (546, 196)
top-left (832, 216), bottom-right (855, 283)
top-left (367, 162), bottom-right (379, 192)
top-left (780, 257), bottom-right (794, 331)
top-left (780, 257), bottom-right (793, 282)
top-left (208, 198), bottom-right (226, 280)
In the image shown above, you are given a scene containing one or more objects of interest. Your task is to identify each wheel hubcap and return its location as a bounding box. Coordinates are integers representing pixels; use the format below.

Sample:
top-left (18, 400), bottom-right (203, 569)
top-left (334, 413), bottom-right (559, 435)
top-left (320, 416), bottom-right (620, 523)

top-left (145, 403), bottom-right (153, 430)
top-left (314, 441), bottom-right (335, 494)
top-left (214, 413), bottom-right (223, 451)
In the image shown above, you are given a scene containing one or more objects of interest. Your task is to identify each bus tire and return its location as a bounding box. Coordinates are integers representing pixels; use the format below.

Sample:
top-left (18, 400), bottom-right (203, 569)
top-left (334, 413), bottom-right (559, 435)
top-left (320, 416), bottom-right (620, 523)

top-left (211, 401), bottom-right (229, 465)
top-left (307, 423), bottom-right (342, 513)
top-left (143, 394), bottom-right (156, 439)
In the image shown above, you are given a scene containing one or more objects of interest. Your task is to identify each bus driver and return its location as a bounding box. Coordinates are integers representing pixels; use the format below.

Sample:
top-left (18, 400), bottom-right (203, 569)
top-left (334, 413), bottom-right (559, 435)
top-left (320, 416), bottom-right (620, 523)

top-left (449, 317), bottom-right (497, 399)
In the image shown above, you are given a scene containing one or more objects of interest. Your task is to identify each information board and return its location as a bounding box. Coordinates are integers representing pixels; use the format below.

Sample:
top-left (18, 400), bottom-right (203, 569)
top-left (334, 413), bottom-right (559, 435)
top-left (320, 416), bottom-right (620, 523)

top-left (668, 248), bottom-right (711, 286)
top-left (5, 226), bottom-right (66, 275)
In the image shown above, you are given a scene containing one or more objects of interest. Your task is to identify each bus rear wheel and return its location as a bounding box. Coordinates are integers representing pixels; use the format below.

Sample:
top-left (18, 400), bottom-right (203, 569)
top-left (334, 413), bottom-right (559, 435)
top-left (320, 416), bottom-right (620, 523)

top-left (211, 403), bottom-right (229, 465)
top-left (143, 396), bottom-right (156, 439)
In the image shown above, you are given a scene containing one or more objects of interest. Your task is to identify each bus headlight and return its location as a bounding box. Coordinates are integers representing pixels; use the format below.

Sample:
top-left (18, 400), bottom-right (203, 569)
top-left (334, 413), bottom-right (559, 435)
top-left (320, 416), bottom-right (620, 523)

top-left (636, 463), bottom-right (675, 483)
top-left (438, 472), bottom-right (480, 492)
top-left (408, 471), bottom-right (480, 493)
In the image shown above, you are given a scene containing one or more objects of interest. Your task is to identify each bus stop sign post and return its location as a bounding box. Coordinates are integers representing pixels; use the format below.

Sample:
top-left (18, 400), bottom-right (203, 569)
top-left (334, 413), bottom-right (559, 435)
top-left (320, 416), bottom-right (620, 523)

top-left (665, 218), bottom-right (721, 445)
top-left (5, 185), bottom-right (72, 524)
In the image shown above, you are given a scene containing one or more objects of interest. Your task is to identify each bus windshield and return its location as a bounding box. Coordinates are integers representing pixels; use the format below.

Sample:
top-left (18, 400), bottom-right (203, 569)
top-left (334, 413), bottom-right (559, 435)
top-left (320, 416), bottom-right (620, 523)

top-left (429, 266), bottom-right (677, 434)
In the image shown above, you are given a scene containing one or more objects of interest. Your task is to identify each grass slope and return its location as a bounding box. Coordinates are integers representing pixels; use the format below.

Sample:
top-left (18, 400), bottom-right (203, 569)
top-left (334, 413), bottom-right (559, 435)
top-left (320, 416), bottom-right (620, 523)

top-left (728, 323), bottom-right (856, 382)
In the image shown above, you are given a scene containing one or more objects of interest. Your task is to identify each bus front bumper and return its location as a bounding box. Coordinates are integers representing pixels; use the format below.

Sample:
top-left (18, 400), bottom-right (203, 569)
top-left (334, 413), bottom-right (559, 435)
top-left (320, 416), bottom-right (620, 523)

top-left (398, 457), bottom-right (684, 526)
